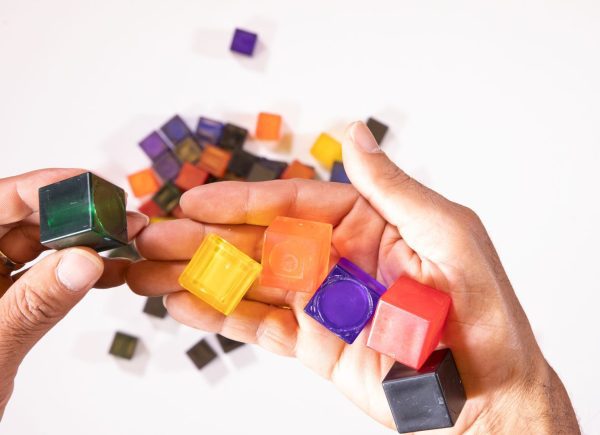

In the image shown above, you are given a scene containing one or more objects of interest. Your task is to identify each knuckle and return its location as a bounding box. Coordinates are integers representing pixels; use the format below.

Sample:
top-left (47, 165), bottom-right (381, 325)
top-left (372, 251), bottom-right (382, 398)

top-left (9, 281), bottom-right (61, 331)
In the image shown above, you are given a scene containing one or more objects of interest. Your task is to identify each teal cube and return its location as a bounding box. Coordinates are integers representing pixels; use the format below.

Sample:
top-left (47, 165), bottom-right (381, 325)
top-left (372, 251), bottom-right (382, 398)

top-left (39, 172), bottom-right (128, 252)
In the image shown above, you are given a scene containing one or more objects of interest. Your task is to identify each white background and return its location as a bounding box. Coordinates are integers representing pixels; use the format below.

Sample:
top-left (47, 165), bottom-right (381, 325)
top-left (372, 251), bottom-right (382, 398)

top-left (1, 0), bottom-right (599, 434)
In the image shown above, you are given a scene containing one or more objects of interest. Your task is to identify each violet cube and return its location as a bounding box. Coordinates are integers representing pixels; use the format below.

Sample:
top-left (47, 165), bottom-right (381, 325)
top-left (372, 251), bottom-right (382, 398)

top-left (152, 150), bottom-right (181, 181)
top-left (304, 258), bottom-right (386, 344)
top-left (197, 117), bottom-right (224, 144)
top-left (330, 161), bottom-right (351, 184)
top-left (230, 28), bottom-right (258, 56)
top-left (139, 131), bottom-right (169, 160)
top-left (161, 115), bottom-right (193, 145)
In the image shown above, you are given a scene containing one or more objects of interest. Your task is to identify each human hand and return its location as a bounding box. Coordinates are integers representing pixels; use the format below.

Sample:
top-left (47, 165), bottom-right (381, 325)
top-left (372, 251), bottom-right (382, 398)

top-left (126, 123), bottom-right (579, 433)
top-left (0, 169), bottom-right (148, 420)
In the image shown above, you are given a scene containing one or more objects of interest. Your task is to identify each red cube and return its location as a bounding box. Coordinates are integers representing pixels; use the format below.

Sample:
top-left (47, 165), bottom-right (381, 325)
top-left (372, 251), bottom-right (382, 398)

top-left (367, 276), bottom-right (451, 369)
top-left (138, 199), bottom-right (165, 219)
top-left (174, 163), bottom-right (209, 191)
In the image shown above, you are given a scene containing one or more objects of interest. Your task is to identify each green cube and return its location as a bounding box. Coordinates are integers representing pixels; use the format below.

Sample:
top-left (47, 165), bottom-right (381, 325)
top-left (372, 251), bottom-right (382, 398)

top-left (109, 331), bottom-right (139, 360)
top-left (39, 172), bottom-right (128, 252)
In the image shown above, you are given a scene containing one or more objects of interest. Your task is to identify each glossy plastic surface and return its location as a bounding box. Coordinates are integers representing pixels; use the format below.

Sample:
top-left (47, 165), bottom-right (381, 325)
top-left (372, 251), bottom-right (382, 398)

top-left (174, 163), bottom-right (209, 191)
top-left (128, 168), bottom-right (161, 198)
top-left (310, 133), bottom-right (342, 169)
top-left (230, 28), bottom-right (257, 56)
top-left (197, 144), bottom-right (232, 177)
top-left (255, 112), bottom-right (282, 140)
top-left (281, 160), bottom-right (316, 180)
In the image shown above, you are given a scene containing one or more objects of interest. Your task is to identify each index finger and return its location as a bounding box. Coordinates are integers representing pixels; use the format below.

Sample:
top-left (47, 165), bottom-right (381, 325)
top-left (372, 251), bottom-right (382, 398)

top-left (179, 179), bottom-right (360, 226)
top-left (0, 168), bottom-right (87, 225)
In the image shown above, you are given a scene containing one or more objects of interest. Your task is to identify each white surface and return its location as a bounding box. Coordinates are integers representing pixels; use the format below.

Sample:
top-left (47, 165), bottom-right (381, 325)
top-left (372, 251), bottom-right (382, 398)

top-left (1, 0), bottom-right (600, 433)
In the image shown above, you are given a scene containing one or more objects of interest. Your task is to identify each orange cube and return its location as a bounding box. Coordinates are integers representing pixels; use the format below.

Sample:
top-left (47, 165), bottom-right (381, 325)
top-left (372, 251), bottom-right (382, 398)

top-left (197, 144), bottom-right (232, 178)
top-left (174, 163), bottom-right (209, 192)
top-left (128, 168), bottom-right (161, 198)
top-left (260, 216), bottom-right (332, 292)
top-left (255, 112), bottom-right (282, 140)
top-left (280, 160), bottom-right (316, 180)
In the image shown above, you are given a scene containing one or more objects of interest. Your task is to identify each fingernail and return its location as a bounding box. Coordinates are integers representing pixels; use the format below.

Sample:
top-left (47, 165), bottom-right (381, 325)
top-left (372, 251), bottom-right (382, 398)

top-left (57, 250), bottom-right (103, 292)
top-left (350, 121), bottom-right (381, 153)
top-left (162, 295), bottom-right (169, 309)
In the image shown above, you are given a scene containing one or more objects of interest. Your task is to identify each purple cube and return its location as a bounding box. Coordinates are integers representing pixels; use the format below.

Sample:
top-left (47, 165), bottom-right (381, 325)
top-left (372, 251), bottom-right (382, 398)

top-left (161, 115), bottom-right (192, 145)
top-left (196, 117), bottom-right (224, 144)
top-left (139, 131), bottom-right (169, 160)
top-left (230, 28), bottom-right (258, 56)
top-left (304, 258), bottom-right (386, 344)
top-left (330, 161), bottom-right (351, 184)
top-left (152, 150), bottom-right (181, 181)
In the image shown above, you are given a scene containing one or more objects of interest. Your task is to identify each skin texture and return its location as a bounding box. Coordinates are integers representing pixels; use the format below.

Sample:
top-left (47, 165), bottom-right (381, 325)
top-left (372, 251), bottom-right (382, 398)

top-left (0, 168), bottom-right (148, 417)
top-left (127, 122), bottom-right (580, 434)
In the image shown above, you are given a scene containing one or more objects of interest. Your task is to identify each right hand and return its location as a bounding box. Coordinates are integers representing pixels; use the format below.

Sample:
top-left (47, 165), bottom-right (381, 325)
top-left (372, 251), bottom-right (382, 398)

top-left (127, 122), bottom-right (579, 433)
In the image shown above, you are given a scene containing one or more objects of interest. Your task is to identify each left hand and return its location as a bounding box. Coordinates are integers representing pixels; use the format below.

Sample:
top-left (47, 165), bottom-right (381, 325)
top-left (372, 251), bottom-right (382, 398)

top-left (0, 168), bottom-right (148, 420)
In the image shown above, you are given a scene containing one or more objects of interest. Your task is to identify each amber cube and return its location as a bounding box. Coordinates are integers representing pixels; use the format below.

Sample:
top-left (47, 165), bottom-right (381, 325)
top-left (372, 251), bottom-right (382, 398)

top-left (198, 144), bottom-right (232, 178)
top-left (128, 168), bottom-right (161, 198)
top-left (281, 160), bottom-right (315, 180)
top-left (255, 112), bottom-right (282, 140)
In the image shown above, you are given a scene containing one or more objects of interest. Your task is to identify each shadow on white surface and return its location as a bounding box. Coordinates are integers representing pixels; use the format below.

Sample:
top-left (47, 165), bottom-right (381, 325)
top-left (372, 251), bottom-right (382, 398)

top-left (227, 345), bottom-right (258, 370)
top-left (199, 356), bottom-right (229, 386)
top-left (115, 339), bottom-right (151, 377)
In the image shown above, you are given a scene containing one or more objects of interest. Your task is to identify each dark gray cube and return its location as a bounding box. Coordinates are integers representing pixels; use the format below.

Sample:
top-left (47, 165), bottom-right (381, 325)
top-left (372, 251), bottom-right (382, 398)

top-left (247, 161), bottom-right (279, 182)
top-left (216, 334), bottom-right (245, 353)
top-left (366, 117), bottom-right (388, 144)
top-left (109, 331), bottom-right (139, 360)
top-left (187, 338), bottom-right (218, 370)
top-left (143, 297), bottom-right (167, 318)
top-left (228, 149), bottom-right (258, 178)
top-left (382, 348), bottom-right (466, 433)
top-left (218, 123), bottom-right (248, 150)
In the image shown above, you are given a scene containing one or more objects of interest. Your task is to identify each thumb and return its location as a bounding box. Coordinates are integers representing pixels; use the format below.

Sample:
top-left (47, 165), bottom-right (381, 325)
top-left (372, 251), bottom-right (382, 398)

top-left (342, 121), bottom-right (444, 231)
top-left (0, 248), bottom-right (103, 370)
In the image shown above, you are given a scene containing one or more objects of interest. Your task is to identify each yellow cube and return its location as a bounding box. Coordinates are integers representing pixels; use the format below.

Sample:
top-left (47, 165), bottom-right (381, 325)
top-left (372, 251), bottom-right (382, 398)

top-left (310, 133), bottom-right (342, 169)
top-left (178, 234), bottom-right (262, 315)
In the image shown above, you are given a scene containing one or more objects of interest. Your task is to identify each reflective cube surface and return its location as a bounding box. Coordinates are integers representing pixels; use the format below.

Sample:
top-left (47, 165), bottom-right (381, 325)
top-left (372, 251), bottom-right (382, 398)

top-left (367, 276), bottom-right (451, 369)
top-left (152, 182), bottom-right (181, 213)
top-left (304, 258), bottom-right (386, 343)
top-left (39, 172), bottom-right (127, 252)
top-left (179, 234), bottom-right (262, 315)
top-left (310, 133), bottom-right (342, 169)
top-left (261, 217), bottom-right (332, 292)
top-left (382, 348), bottom-right (466, 433)
top-left (255, 112), bottom-right (282, 140)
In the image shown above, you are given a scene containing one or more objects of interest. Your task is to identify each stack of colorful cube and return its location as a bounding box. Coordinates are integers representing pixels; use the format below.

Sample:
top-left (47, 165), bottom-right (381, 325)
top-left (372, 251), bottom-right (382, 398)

top-left (178, 215), bottom-right (466, 433)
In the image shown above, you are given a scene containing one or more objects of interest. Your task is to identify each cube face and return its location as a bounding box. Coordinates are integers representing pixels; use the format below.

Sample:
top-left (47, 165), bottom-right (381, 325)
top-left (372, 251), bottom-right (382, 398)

top-left (197, 117), bottom-right (224, 144)
top-left (367, 276), bottom-right (451, 369)
top-left (230, 28), bottom-right (258, 56)
top-left (258, 158), bottom-right (287, 177)
top-left (255, 112), bottom-right (282, 140)
top-left (261, 217), bottom-right (332, 292)
top-left (366, 117), bottom-right (388, 145)
top-left (161, 115), bottom-right (192, 145)
top-left (216, 334), bottom-right (245, 353)
top-left (218, 123), bottom-right (248, 150)
top-left (228, 149), bottom-right (258, 178)
top-left (247, 161), bottom-right (279, 182)
top-left (304, 258), bottom-right (386, 343)
top-left (39, 172), bottom-right (127, 252)
top-left (174, 136), bottom-right (202, 164)
top-left (174, 163), bottom-right (209, 191)
top-left (187, 338), bottom-right (218, 370)
top-left (281, 160), bottom-right (315, 180)
top-left (138, 199), bottom-right (165, 218)
top-left (128, 168), bottom-right (161, 198)
top-left (310, 133), bottom-right (342, 169)
top-left (382, 349), bottom-right (466, 433)
top-left (109, 332), bottom-right (138, 360)
top-left (152, 182), bottom-right (181, 213)
top-left (198, 144), bottom-right (232, 177)
top-left (330, 161), bottom-right (351, 184)
top-left (143, 297), bottom-right (167, 318)
top-left (178, 234), bottom-right (262, 315)
top-left (139, 131), bottom-right (169, 160)
top-left (152, 150), bottom-right (181, 181)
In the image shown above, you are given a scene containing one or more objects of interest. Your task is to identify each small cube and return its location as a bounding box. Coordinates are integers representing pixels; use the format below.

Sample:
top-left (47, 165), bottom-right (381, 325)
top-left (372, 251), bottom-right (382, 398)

top-left (246, 161), bottom-right (279, 182)
top-left (198, 144), bottom-right (232, 177)
top-left (216, 334), bottom-right (245, 353)
top-left (128, 168), bottom-right (161, 197)
top-left (143, 297), bottom-right (168, 318)
top-left (174, 136), bottom-right (202, 164)
top-left (366, 117), bottom-right (388, 145)
top-left (179, 234), bottom-right (262, 315)
top-left (383, 348), bottom-right (466, 433)
top-left (174, 163), bottom-right (209, 191)
top-left (255, 112), bottom-right (282, 140)
top-left (228, 149), bottom-right (258, 178)
top-left (109, 331), bottom-right (138, 360)
top-left (152, 150), bottom-right (181, 181)
top-left (310, 133), bottom-right (342, 169)
top-left (261, 216), bottom-right (332, 292)
top-left (330, 161), bottom-right (351, 184)
top-left (281, 160), bottom-right (316, 180)
top-left (304, 258), bottom-right (386, 343)
top-left (196, 117), bottom-right (224, 144)
top-left (152, 182), bottom-right (181, 213)
top-left (367, 276), bottom-right (451, 369)
top-left (39, 172), bottom-right (127, 252)
top-left (258, 158), bottom-right (288, 177)
top-left (138, 199), bottom-right (165, 218)
top-left (186, 338), bottom-right (218, 370)
top-left (218, 123), bottom-right (248, 150)
top-left (139, 131), bottom-right (169, 160)
top-left (230, 28), bottom-right (258, 56)
top-left (161, 115), bottom-right (193, 145)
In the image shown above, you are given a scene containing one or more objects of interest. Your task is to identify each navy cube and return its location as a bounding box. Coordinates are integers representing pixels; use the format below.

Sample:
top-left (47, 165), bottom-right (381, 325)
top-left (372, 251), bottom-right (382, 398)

top-left (196, 117), bottom-right (224, 144)
top-left (330, 161), bottom-right (351, 184)
top-left (161, 115), bottom-right (193, 145)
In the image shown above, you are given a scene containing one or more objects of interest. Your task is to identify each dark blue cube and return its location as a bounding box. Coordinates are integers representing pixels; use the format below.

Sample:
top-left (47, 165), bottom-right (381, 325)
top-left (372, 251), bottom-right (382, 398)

top-left (196, 117), bottom-right (224, 144)
top-left (161, 115), bottom-right (193, 145)
top-left (230, 28), bottom-right (258, 56)
top-left (152, 150), bottom-right (181, 181)
top-left (330, 161), bottom-right (351, 184)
